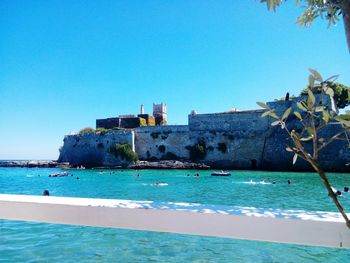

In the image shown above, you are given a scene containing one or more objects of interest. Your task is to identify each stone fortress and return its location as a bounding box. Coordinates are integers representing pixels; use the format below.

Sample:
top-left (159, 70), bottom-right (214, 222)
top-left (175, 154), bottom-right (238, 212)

top-left (96, 103), bottom-right (167, 129)
top-left (58, 95), bottom-right (350, 172)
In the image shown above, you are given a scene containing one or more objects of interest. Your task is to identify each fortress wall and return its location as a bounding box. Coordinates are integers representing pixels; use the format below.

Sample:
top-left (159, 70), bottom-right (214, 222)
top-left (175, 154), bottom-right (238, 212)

top-left (134, 126), bottom-right (190, 160)
top-left (58, 96), bottom-right (349, 171)
top-left (261, 122), bottom-right (350, 172)
top-left (188, 130), bottom-right (268, 169)
top-left (134, 122), bottom-right (269, 169)
top-left (188, 111), bottom-right (268, 133)
top-left (58, 130), bottom-right (134, 167)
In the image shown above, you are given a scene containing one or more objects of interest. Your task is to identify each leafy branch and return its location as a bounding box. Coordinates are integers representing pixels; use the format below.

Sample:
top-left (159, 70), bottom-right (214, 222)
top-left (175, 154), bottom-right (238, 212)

top-left (258, 68), bottom-right (350, 228)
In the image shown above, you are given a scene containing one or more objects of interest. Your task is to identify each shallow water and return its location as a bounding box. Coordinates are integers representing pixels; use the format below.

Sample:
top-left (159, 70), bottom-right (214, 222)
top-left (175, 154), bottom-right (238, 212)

top-left (1, 168), bottom-right (350, 262)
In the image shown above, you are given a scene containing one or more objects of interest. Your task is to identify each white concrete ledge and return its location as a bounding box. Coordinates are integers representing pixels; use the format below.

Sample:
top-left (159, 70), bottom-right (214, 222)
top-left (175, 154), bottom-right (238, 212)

top-left (0, 194), bottom-right (349, 248)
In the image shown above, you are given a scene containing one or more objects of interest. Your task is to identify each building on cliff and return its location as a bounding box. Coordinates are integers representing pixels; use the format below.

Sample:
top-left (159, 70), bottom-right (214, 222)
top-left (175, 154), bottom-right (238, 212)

top-left (58, 94), bottom-right (350, 172)
top-left (96, 103), bottom-right (167, 129)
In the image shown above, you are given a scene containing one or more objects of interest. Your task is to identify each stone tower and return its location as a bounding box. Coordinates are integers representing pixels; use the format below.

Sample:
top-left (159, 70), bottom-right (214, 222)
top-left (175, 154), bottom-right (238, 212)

top-left (153, 103), bottom-right (167, 125)
top-left (140, 104), bottom-right (145, 115)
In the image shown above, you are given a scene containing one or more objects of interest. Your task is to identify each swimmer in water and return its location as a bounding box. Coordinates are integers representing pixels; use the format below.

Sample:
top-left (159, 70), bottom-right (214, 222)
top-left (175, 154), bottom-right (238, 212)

top-left (43, 190), bottom-right (50, 196)
top-left (344, 187), bottom-right (349, 193)
top-left (287, 179), bottom-right (292, 185)
top-left (336, 190), bottom-right (342, 196)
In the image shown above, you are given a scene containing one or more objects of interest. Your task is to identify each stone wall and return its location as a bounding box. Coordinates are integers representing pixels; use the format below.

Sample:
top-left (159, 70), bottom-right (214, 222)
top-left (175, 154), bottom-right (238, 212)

top-left (58, 130), bottom-right (134, 167)
top-left (135, 125), bottom-right (190, 160)
top-left (188, 110), bottom-right (268, 133)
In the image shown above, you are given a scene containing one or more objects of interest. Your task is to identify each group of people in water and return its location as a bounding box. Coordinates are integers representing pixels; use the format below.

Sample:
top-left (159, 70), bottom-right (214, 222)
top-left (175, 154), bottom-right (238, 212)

top-left (334, 186), bottom-right (349, 197)
top-left (187, 173), bottom-right (200, 177)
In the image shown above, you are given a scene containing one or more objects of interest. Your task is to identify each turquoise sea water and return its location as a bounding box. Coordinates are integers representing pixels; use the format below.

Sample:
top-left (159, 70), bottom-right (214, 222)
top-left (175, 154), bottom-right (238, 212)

top-left (1, 167), bottom-right (350, 262)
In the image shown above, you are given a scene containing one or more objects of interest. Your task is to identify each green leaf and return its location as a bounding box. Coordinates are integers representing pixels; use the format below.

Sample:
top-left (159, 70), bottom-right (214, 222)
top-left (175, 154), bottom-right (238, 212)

top-left (293, 154), bottom-right (298, 165)
top-left (306, 127), bottom-right (313, 136)
top-left (308, 68), bottom-right (323, 82)
top-left (322, 110), bottom-right (329, 123)
top-left (271, 120), bottom-right (280, 126)
top-left (308, 75), bottom-right (315, 88)
top-left (286, 146), bottom-right (293, 152)
top-left (282, 107), bottom-right (292, 121)
top-left (297, 102), bottom-right (307, 112)
top-left (335, 116), bottom-right (350, 127)
top-left (269, 112), bottom-right (279, 119)
top-left (256, 102), bottom-right (269, 110)
top-left (325, 88), bottom-right (334, 98)
top-left (315, 106), bottom-right (324, 112)
top-left (294, 111), bottom-right (302, 120)
top-left (300, 136), bottom-right (313, 141)
top-left (307, 89), bottom-right (315, 106)
top-left (324, 75), bottom-right (339, 82)
top-left (261, 111), bottom-right (271, 118)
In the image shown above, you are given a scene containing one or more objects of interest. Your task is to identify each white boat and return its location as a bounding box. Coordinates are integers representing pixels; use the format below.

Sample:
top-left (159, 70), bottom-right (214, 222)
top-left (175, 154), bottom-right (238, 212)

top-left (211, 171), bottom-right (231, 176)
top-left (49, 172), bottom-right (72, 177)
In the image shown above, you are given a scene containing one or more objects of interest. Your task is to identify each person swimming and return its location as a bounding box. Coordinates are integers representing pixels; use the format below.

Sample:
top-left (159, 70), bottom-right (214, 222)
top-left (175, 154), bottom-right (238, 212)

top-left (344, 187), bottom-right (349, 193)
top-left (287, 179), bottom-right (292, 185)
top-left (42, 190), bottom-right (50, 196)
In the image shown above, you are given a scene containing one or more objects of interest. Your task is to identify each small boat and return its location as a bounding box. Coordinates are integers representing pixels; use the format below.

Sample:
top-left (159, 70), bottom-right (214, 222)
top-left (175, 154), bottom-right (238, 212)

top-left (49, 172), bottom-right (72, 177)
top-left (211, 171), bottom-right (231, 176)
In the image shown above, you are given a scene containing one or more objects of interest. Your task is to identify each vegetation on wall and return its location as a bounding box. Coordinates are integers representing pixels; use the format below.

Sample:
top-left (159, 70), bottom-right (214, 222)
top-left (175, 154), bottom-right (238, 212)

top-left (79, 127), bottom-right (95, 134)
top-left (108, 143), bottom-right (138, 163)
top-left (186, 139), bottom-right (207, 161)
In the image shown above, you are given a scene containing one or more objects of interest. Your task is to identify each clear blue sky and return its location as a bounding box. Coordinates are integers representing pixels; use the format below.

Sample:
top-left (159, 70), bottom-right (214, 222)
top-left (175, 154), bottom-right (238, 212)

top-left (0, 0), bottom-right (349, 160)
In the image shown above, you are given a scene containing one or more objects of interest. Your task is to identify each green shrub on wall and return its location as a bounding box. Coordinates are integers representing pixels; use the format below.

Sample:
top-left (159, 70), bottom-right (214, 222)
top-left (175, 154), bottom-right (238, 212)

top-left (96, 127), bottom-right (108, 134)
top-left (79, 127), bottom-right (95, 134)
top-left (108, 143), bottom-right (138, 163)
top-left (186, 139), bottom-right (206, 161)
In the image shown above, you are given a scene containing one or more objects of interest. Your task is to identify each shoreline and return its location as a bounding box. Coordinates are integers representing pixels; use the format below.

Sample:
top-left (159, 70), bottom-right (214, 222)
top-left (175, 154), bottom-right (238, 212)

top-left (0, 160), bottom-right (210, 170)
top-left (1, 160), bottom-right (348, 173)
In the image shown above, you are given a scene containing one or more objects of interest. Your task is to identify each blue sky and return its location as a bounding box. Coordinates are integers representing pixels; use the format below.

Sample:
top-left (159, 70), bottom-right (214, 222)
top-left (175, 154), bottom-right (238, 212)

top-left (0, 0), bottom-right (349, 159)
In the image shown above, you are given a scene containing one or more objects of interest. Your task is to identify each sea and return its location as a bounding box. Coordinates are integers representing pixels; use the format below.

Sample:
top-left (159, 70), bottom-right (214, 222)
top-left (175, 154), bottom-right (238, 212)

top-left (1, 167), bottom-right (350, 262)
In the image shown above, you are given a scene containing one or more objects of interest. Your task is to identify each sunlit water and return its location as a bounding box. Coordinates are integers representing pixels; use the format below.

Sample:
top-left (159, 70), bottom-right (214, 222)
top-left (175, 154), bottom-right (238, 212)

top-left (1, 167), bottom-right (350, 262)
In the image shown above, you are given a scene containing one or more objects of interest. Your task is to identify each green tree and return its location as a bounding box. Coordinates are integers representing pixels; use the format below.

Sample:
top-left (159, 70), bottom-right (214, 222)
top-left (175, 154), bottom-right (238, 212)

top-left (258, 69), bottom-right (350, 228)
top-left (108, 143), bottom-right (138, 163)
top-left (78, 127), bottom-right (95, 134)
top-left (301, 81), bottom-right (350, 109)
top-left (261, 0), bottom-right (350, 52)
